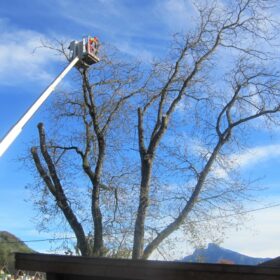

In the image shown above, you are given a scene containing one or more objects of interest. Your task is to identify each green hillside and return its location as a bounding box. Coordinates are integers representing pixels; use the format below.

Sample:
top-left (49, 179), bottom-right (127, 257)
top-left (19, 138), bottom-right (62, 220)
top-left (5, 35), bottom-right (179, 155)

top-left (0, 231), bottom-right (34, 272)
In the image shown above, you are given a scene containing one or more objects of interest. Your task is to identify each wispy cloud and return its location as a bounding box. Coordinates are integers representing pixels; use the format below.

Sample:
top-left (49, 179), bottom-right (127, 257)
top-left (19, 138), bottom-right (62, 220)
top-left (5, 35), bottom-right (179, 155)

top-left (41, 0), bottom-right (196, 60)
top-left (155, 0), bottom-right (196, 32)
top-left (213, 144), bottom-right (280, 179)
top-left (184, 135), bottom-right (280, 179)
top-left (231, 145), bottom-right (280, 169)
top-left (0, 19), bottom-right (63, 86)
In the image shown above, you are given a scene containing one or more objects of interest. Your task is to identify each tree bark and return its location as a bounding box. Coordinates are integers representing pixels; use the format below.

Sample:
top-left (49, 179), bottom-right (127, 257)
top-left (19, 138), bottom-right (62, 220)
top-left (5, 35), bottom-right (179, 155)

top-left (91, 135), bottom-right (105, 256)
top-left (132, 157), bottom-right (152, 259)
top-left (82, 70), bottom-right (105, 257)
top-left (31, 123), bottom-right (90, 256)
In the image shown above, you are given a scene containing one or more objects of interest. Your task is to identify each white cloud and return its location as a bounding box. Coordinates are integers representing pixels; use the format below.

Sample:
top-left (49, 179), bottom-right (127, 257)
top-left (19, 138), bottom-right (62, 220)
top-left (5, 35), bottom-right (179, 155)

top-left (0, 19), bottom-right (63, 86)
top-left (115, 41), bottom-right (154, 62)
top-left (157, 0), bottom-right (196, 32)
top-left (43, 0), bottom-right (197, 60)
top-left (223, 199), bottom-right (280, 258)
top-left (232, 145), bottom-right (280, 168)
top-left (171, 135), bottom-right (280, 180)
top-left (212, 144), bottom-right (280, 179)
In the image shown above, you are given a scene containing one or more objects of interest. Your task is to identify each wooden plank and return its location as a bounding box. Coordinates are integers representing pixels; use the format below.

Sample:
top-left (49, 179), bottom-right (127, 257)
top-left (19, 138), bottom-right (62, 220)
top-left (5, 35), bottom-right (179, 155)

top-left (15, 253), bottom-right (280, 280)
top-left (47, 273), bottom-right (127, 280)
top-left (46, 273), bottom-right (62, 280)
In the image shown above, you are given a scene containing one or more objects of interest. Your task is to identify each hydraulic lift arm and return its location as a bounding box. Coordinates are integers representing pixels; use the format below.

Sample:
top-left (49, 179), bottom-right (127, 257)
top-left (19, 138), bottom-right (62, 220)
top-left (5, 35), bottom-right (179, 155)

top-left (0, 35), bottom-right (100, 157)
top-left (0, 56), bottom-right (79, 157)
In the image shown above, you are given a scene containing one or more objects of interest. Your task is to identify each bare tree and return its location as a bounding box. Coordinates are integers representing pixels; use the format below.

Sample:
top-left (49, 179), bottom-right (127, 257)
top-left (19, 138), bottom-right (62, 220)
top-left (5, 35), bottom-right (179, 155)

top-left (132, 0), bottom-right (280, 259)
top-left (27, 0), bottom-right (280, 259)
top-left (30, 46), bottom-right (141, 257)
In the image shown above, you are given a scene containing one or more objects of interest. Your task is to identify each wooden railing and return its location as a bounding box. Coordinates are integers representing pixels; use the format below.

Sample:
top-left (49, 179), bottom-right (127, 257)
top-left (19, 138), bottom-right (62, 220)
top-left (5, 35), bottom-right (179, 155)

top-left (15, 253), bottom-right (280, 280)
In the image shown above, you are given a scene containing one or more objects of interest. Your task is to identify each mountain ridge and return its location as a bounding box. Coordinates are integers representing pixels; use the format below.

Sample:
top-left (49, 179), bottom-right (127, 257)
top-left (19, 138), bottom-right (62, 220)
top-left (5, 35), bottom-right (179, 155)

top-left (0, 230), bottom-right (34, 272)
top-left (182, 243), bottom-right (271, 265)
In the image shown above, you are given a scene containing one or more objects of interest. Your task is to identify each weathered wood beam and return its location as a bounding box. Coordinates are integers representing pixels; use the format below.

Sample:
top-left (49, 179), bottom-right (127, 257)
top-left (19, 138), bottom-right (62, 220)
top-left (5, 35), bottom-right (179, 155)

top-left (15, 253), bottom-right (280, 280)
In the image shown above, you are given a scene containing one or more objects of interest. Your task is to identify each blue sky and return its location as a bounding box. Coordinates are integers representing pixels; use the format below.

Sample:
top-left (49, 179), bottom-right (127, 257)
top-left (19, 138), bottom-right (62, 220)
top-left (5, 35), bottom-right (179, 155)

top-left (0, 0), bottom-right (280, 259)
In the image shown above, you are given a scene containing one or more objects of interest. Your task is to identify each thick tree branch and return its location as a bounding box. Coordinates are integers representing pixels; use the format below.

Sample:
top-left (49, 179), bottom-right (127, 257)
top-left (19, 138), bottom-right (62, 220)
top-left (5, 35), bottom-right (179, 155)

top-left (142, 140), bottom-right (223, 259)
top-left (32, 123), bottom-right (89, 256)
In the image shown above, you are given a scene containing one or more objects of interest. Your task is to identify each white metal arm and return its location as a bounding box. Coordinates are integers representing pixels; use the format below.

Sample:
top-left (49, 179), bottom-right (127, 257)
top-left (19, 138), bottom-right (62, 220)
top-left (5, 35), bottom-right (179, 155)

top-left (0, 56), bottom-right (79, 157)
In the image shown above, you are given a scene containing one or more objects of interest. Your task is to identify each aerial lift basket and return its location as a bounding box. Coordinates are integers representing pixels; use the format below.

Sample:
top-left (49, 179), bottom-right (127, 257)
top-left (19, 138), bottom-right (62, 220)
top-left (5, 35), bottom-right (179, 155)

top-left (69, 36), bottom-right (100, 69)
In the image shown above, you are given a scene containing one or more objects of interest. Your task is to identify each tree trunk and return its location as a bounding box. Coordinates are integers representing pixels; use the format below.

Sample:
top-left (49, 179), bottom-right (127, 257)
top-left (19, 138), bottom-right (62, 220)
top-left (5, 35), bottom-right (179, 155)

top-left (91, 135), bottom-right (105, 257)
top-left (132, 157), bottom-right (152, 259)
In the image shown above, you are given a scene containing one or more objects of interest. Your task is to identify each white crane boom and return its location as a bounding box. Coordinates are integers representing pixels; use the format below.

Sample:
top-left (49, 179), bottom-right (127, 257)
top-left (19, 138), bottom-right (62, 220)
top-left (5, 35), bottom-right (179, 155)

top-left (0, 56), bottom-right (79, 157)
top-left (0, 35), bottom-right (100, 157)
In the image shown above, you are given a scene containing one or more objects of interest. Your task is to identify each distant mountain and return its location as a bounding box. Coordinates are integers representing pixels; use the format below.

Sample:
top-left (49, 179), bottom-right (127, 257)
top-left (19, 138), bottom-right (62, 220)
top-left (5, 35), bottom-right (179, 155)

top-left (0, 231), bottom-right (34, 272)
top-left (182, 243), bottom-right (271, 265)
